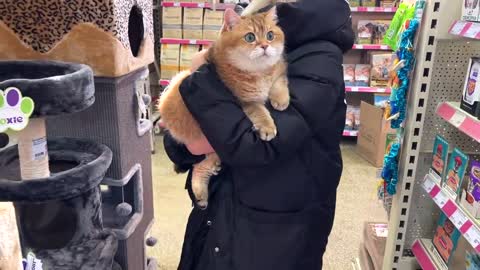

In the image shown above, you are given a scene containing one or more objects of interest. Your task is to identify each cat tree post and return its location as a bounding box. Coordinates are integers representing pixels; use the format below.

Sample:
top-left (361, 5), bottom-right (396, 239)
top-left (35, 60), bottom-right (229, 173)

top-left (17, 118), bottom-right (50, 179)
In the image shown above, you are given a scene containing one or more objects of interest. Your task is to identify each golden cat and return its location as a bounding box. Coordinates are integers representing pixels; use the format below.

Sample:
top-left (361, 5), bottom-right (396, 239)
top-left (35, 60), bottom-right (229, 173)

top-left (158, 6), bottom-right (289, 209)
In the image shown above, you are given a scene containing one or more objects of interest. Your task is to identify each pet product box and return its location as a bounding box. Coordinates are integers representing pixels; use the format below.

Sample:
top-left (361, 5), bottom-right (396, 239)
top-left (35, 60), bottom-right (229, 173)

top-left (160, 44), bottom-right (181, 79)
top-left (372, 20), bottom-right (391, 44)
top-left (183, 8), bottom-right (204, 40)
top-left (163, 7), bottom-right (183, 39)
top-left (343, 64), bottom-right (356, 86)
top-left (370, 53), bottom-right (393, 87)
top-left (362, 0), bottom-right (376, 7)
top-left (180, 45), bottom-right (200, 71)
top-left (355, 64), bottom-right (371, 87)
top-left (461, 58), bottom-right (480, 119)
top-left (203, 9), bottom-right (224, 40)
top-left (461, 161), bottom-right (480, 218)
top-left (462, 0), bottom-right (480, 22)
top-left (357, 101), bottom-right (395, 167)
top-left (363, 222), bottom-right (388, 270)
top-left (358, 20), bottom-right (374, 44)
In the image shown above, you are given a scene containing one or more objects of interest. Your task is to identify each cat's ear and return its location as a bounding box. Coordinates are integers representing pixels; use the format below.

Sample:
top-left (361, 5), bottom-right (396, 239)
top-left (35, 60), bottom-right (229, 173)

top-left (223, 8), bottom-right (241, 32)
top-left (265, 6), bottom-right (278, 23)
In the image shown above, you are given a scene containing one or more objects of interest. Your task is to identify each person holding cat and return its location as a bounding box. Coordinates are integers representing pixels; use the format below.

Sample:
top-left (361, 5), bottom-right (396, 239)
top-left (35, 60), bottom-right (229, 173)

top-left (163, 0), bottom-right (354, 269)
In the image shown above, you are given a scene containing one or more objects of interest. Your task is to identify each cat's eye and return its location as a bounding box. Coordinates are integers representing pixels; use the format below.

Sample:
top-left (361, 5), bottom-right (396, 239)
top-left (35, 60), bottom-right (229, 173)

top-left (266, 31), bottom-right (275, 41)
top-left (244, 32), bottom-right (256, 43)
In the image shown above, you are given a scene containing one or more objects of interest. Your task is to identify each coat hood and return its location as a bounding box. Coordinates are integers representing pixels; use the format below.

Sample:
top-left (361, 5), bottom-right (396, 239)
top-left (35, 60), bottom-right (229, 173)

top-left (276, 0), bottom-right (354, 53)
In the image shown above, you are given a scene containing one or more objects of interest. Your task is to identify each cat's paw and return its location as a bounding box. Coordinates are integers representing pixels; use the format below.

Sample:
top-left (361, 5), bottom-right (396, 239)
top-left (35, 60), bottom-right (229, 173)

top-left (192, 181), bottom-right (209, 210)
top-left (270, 90), bottom-right (290, 111)
top-left (254, 122), bottom-right (277, 141)
top-left (270, 97), bottom-right (290, 111)
top-left (211, 161), bottom-right (222, 176)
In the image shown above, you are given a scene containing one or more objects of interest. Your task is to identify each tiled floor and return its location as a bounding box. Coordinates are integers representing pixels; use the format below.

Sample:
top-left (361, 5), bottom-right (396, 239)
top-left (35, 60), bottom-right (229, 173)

top-left (148, 137), bottom-right (387, 270)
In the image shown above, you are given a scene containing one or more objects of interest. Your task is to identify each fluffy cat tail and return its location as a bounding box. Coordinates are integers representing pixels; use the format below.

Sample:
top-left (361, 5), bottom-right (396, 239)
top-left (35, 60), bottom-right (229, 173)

top-left (241, 0), bottom-right (273, 16)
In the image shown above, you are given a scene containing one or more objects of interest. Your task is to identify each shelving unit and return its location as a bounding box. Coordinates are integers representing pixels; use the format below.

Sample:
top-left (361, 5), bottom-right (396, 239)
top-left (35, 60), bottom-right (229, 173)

top-left (343, 130), bottom-right (359, 137)
top-left (351, 6), bottom-right (397, 13)
top-left (422, 173), bottom-right (480, 252)
top-left (345, 86), bottom-right (392, 93)
top-left (352, 44), bottom-right (392, 50)
top-left (436, 102), bottom-right (480, 142)
top-left (382, 1), bottom-right (480, 269)
top-left (449, 20), bottom-right (480, 40)
top-left (412, 238), bottom-right (447, 270)
top-left (161, 1), bottom-right (234, 9)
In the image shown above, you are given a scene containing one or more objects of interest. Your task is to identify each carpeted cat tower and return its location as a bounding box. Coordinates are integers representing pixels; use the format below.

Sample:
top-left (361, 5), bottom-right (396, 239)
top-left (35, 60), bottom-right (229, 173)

top-left (0, 61), bottom-right (118, 270)
top-left (0, 1), bottom-right (156, 269)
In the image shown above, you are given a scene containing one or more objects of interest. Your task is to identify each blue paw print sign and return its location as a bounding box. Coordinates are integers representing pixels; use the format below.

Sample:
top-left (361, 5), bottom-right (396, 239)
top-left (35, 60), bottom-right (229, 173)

top-left (0, 87), bottom-right (34, 132)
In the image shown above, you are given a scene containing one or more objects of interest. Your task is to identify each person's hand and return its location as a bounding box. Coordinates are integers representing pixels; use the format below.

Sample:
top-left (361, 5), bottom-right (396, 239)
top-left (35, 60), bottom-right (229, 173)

top-left (186, 135), bottom-right (215, 155)
top-left (191, 49), bottom-right (209, 72)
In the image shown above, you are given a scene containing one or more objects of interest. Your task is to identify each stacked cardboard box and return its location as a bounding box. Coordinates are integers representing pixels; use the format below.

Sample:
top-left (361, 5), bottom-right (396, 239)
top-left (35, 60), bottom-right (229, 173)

top-left (163, 7), bottom-right (183, 38)
top-left (203, 9), bottom-right (224, 40)
top-left (183, 8), bottom-right (204, 39)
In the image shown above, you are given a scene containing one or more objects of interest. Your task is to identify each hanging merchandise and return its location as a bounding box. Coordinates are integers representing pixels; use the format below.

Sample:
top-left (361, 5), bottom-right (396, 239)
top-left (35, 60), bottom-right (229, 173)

top-left (380, 0), bottom-right (424, 195)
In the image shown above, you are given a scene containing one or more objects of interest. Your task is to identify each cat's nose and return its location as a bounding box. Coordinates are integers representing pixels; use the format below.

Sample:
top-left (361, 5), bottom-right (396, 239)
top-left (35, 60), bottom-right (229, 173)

top-left (260, 44), bottom-right (269, 49)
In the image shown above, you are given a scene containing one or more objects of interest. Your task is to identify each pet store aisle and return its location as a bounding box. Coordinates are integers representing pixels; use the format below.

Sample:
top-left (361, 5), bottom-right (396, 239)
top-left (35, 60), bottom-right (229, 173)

top-left (148, 137), bottom-right (387, 270)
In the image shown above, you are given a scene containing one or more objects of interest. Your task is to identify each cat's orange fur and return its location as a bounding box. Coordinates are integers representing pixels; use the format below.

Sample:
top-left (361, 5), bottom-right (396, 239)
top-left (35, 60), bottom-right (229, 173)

top-left (158, 7), bottom-right (289, 208)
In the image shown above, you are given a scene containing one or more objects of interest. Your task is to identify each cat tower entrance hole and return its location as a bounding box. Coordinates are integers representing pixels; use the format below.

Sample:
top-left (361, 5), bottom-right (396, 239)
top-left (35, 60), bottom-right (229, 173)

top-left (128, 5), bottom-right (144, 57)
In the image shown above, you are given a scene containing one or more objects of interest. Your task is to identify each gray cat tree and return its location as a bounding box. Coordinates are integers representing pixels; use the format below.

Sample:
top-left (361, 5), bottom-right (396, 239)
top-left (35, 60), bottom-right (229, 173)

top-left (0, 60), bottom-right (119, 269)
top-left (0, 1), bottom-right (157, 269)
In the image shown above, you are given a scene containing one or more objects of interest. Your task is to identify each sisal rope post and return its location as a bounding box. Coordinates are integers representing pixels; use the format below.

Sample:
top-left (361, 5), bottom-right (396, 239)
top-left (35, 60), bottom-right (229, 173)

top-left (17, 118), bottom-right (50, 179)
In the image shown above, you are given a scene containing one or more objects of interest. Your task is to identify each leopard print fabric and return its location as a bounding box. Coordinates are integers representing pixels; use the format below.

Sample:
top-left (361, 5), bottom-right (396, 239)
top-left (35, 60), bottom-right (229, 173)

top-left (0, 0), bottom-right (153, 53)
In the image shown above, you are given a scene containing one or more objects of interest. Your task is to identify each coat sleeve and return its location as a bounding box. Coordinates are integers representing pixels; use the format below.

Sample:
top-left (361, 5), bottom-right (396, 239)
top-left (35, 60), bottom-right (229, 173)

top-left (163, 132), bottom-right (205, 169)
top-left (179, 64), bottom-right (312, 167)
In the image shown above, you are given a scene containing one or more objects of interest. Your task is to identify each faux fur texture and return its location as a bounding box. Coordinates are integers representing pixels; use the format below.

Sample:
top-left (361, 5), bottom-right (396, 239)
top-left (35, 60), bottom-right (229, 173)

top-left (0, 60), bottom-right (95, 116)
top-left (0, 137), bottom-right (112, 202)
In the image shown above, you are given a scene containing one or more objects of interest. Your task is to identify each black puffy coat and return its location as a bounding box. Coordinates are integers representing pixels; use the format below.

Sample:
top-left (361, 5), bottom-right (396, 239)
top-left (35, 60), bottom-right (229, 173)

top-left (164, 1), bottom-right (354, 269)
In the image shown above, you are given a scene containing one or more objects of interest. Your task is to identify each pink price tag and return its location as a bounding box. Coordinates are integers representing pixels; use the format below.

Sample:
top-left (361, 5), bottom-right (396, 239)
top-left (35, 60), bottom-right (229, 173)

top-left (450, 210), bottom-right (467, 228)
top-left (464, 226), bottom-right (480, 248)
top-left (465, 23), bottom-right (480, 38)
top-left (433, 191), bottom-right (447, 208)
top-left (451, 21), bottom-right (468, 35)
top-left (422, 176), bottom-right (435, 193)
top-left (450, 111), bottom-right (466, 128)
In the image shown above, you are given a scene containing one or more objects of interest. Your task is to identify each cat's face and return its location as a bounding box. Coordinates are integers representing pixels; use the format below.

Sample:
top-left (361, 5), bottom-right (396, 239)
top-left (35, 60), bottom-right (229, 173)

top-left (219, 8), bottom-right (285, 72)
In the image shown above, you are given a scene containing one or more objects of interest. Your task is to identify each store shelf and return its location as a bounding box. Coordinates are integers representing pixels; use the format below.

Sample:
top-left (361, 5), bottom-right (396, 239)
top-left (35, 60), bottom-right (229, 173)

top-left (352, 44), bottom-right (391, 50)
top-left (436, 102), bottom-right (480, 143)
top-left (343, 130), bottom-right (359, 137)
top-left (351, 7), bottom-right (397, 13)
top-left (449, 20), bottom-right (480, 40)
top-left (160, 38), bottom-right (213, 45)
top-left (422, 173), bottom-right (480, 253)
top-left (345, 86), bottom-right (391, 93)
top-left (161, 2), bottom-right (235, 9)
top-left (412, 238), bottom-right (448, 270)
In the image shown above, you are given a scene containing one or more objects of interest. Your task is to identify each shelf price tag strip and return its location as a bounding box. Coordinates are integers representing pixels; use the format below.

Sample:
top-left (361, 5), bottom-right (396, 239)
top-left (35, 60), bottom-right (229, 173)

top-left (422, 173), bottom-right (480, 252)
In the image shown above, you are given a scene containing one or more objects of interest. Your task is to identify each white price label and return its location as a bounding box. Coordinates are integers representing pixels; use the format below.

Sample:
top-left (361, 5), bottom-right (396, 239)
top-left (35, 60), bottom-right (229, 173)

top-left (189, 39), bottom-right (197, 45)
top-left (464, 24), bottom-right (480, 38)
top-left (433, 192), bottom-right (448, 208)
top-left (173, 2), bottom-right (180, 6)
top-left (198, 3), bottom-right (205, 8)
top-left (451, 21), bottom-right (468, 35)
top-left (32, 137), bottom-right (47, 161)
top-left (450, 111), bottom-right (466, 128)
top-left (450, 210), bottom-right (467, 228)
top-left (423, 176), bottom-right (436, 193)
top-left (464, 227), bottom-right (480, 247)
